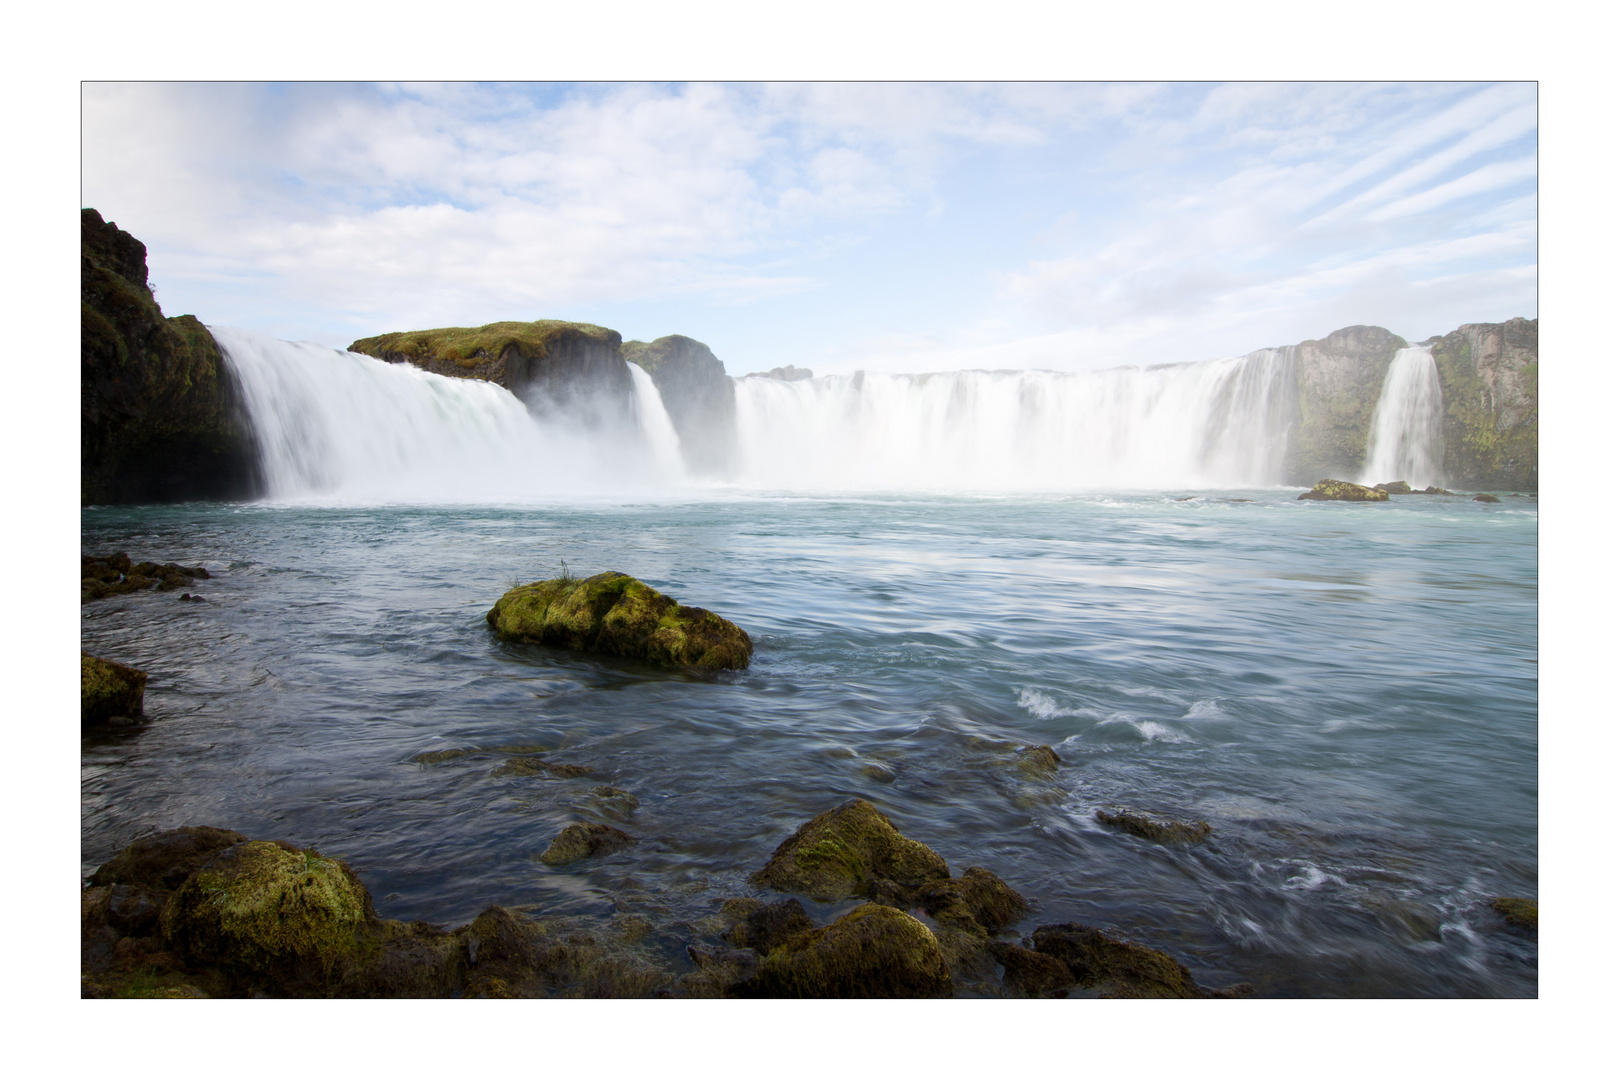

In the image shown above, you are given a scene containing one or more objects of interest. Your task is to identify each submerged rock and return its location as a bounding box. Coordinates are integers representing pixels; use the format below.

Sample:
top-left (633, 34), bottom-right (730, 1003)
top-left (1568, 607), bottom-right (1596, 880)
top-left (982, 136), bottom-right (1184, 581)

top-left (1014, 744), bottom-right (1063, 779)
top-left (1298, 479), bottom-right (1389, 502)
top-left (538, 823), bottom-right (637, 866)
top-left (750, 798), bottom-right (950, 902)
top-left (748, 903), bottom-right (953, 998)
top-left (723, 897), bottom-right (817, 954)
top-left (1473, 493), bottom-right (1502, 503)
top-left (1029, 923), bottom-right (1214, 998)
top-left (1492, 896), bottom-right (1537, 931)
top-left (82, 552), bottom-right (210, 602)
top-left (1096, 807), bottom-right (1213, 844)
top-left (492, 756), bottom-right (594, 779)
top-left (81, 652), bottom-right (147, 727)
top-left (487, 571), bottom-right (752, 670)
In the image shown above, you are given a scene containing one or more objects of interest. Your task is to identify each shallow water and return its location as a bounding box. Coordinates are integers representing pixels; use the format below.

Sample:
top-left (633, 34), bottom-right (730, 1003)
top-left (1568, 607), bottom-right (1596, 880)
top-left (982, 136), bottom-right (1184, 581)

top-left (80, 489), bottom-right (1538, 996)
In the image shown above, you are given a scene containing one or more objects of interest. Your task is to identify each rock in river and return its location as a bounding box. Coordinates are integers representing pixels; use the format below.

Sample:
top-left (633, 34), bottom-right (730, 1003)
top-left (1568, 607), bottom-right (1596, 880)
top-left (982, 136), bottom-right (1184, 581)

top-left (487, 571), bottom-right (752, 670)
top-left (1298, 479), bottom-right (1389, 502)
top-left (750, 798), bottom-right (950, 902)
top-left (748, 902), bottom-right (953, 998)
top-left (81, 652), bottom-right (147, 727)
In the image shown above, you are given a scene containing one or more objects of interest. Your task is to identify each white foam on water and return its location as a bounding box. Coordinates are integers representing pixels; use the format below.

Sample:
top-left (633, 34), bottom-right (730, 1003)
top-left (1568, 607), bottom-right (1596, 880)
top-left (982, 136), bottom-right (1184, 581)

top-left (1016, 688), bottom-right (1090, 719)
top-left (1183, 699), bottom-right (1224, 720)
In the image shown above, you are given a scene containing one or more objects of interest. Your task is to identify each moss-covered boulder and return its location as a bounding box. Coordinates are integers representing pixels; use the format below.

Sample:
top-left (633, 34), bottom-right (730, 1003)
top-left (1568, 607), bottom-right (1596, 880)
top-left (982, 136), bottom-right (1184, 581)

top-left (751, 798), bottom-right (950, 902)
top-left (159, 840), bottom-right (373, 984)
top-left (1373, 480), bottom-right (1413, 494)
top-left (1492, 896), bottom-right (1537, 931)
top-left (81, 209), bottom-right (260, 504)
top-left (1015, 744), bottom-right (1062, 779)
top-left (749, 903), bottom-right (953, 998)
top-left (913, 867), bottom-right (1028, 935)
top-left (991, 941), bottom-right (1075, 997)
top-left (89, 826), bottom-right (248, 891)
top-left (1096, 807), bottom-right (1213, 844)
top-left (81, 652), bottom-right (148, 727)
top-left (1298, 479), bottom-right (1389, 502)
top-left (538, 823), bottom-right (637, 866)
top-left (1029, 923), bottom-right (1208, 998)
top-left (349, 319), bottom-right (631, 409)
top-left (487, 571), bottom-right (752, 670)
top-left (721, 897), bottom-right (817, 954)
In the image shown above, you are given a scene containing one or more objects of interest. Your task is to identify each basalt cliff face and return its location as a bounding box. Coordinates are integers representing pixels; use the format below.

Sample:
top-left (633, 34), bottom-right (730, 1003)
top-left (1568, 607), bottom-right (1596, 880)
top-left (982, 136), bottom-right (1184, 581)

top-left (1278, 318), bottom-right (1537, 490)
top-left (622, 335), bottom-right (738, 477)
top-left (81, 209), bottom-right (260, 505)
top-left (1428, 317), bottom-right (1538, 490)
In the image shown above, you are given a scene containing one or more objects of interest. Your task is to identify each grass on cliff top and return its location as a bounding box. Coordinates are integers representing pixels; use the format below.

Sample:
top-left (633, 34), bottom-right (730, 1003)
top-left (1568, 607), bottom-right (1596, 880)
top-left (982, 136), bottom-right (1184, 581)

top-left (349, 320), bottom-right (620, 368)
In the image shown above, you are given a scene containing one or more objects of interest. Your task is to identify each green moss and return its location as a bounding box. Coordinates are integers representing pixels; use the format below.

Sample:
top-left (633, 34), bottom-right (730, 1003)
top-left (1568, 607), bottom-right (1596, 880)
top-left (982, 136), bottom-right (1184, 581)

top-left (1431, 325), bottom-right (1538, 490)
top-left (487, 571), bottom-right (752, 670)
top-left (81, 652), bottom-right (147, 726)
top-left (537, 823), bottom-right (636, 866)
top-left (751, 798), bottom-right (951, 902)
top-left (349, 320), bottom-right (620, 372)
top-left (159, 841), bottom-right (371, 982)
top-left (1029, 923), bottom-right (1207, 998)
top-left (749, 903), bottom-right (953, 998)
top-left (1492, 896), bottom-right (1537, 931)
top-left (1015, 744), bottom-right (1061, 779)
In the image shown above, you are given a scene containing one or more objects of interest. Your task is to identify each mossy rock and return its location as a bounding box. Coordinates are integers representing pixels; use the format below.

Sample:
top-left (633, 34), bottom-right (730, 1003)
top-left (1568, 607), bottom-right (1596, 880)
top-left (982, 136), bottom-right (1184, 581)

top-left (90, 826), bottom-right (248, 891)
top-left (1417, 486), bottom-right (1455, 495)
top-left (913, 867), bottom-right (1028, 934)
top-left (159, 840), bottom-right (373, 984)
top-left (722, 897), bottom-right (816, 954)
top-left (1029, 923), bottom-right (1208, 998)
top-left (751, 798), bottom-right (950, 902)
top-left (538, 823), bottom-right (637, 866)
top-left (492, 756), bottom-right (594, 779)
top-left (749, 903), bottom-right (953, 998)
top-left (1015, 744), bottom-right (1062, 779)
top-left (1298, 479), bottom-right (1389, 502)
top-left (1096, 807), bottom-right (1213, 844)
top-left (487, 571), bottom-right (752, 670)
top-left (1473, 493), bottom-right (1502, 503)
top-left (1373, 480), bottom-right (1413, 494)
top-left (1492, 896), bottom-right (1537, 931)
top-left (991, 941), bottom-right (1074, 997)
top-left (82, 652), bottom-right (148, 727)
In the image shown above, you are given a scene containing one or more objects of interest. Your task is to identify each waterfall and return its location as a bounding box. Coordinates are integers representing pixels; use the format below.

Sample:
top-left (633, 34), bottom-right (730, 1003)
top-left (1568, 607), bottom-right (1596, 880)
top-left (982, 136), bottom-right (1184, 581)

top-left (1361, 345), bottom-right (1445, 489)
top-left (729, 348), bottom-right (1298, 491)
top-left (212, 326), bottom-right (684, 503)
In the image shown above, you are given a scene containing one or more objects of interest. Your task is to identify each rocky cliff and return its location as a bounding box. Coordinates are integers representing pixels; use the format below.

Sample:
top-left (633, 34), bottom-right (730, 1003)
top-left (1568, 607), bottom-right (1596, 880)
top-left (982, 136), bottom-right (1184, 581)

top-left (622, 335), bottom-right (738, 477)
top-left (1277, 319), bottom-right (1537, 490)
top-left (81, 209), bottom-right (260, 504)
top-left (1427, 317), bottom-right (1538, 490)
top-left (348, 321), bottom-right (633, 412)
top-left (1281, 325), bottom-right (1409, 485)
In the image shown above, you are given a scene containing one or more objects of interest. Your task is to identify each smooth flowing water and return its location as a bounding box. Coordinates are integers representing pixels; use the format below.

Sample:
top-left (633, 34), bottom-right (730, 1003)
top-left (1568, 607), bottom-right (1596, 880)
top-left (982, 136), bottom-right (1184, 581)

top-left (81, 330), bottom-right (1536, 997)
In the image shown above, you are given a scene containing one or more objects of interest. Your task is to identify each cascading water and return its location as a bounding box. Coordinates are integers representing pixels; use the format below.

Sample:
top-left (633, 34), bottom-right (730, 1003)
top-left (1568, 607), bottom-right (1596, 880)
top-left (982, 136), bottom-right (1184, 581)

top-left (729, 348), bottom-right (1299, 491)
top-left (212, 326), bottom-right (685, 503)
top-left (1361, 345), bottom-right (1445, 489)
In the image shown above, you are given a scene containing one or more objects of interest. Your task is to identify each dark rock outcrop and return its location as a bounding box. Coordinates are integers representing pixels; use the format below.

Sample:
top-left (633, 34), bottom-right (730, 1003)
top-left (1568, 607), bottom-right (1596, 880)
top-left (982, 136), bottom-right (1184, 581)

top-left (623, 335), bottom-right (738, 477)
top-left (1015, 744), bottom-right (1062, 779)
top-left (1473, 493), bottom-right (1502, 503)
top-left (81, 209), bottom-right (260, 504)
top-left (991, 941), bottom-right (1075, 997)
top-left (1029, 923), bottom-right (1213, 998)
top-left (1283, 325), bottom-right (1408, 485)
top-left (1373, 480), bottom-right (1413, 494)
top-left (82, 552), bottom-right (209, 602)
top-left (349, 320), bottom-right (632, 417)
top-left (487, 571), bottom-right (753, 670)
top-left (750, 798), bottom-right (950, 902)
top-left (1298, 478), bottom-right (1389, 501)
top-left (1430, 318), bottom-right (1538, 491)
top-left (722, 898), bottom-right (817, 954)
top-left (747, 902), bottom-right (953, 998)
top-left (744, 364), bottom-right (814, 381)
top-left (81, 652), bottom-right (147, 727)
top-left (537, 823), bottom-right (637, 866)
top-left (1096, 807), bottom-right (1213, 844)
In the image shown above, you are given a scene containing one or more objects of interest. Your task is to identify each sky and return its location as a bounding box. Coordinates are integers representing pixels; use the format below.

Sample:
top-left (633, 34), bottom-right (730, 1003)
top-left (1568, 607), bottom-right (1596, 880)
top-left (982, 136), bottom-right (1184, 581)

top-left (80, 81), bottom-right (1537, 376)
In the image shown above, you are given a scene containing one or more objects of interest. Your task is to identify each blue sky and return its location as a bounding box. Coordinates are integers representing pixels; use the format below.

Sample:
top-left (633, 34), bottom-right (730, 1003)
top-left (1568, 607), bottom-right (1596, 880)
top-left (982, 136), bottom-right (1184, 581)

top-left (81, 81), bottom-right (1536, 375)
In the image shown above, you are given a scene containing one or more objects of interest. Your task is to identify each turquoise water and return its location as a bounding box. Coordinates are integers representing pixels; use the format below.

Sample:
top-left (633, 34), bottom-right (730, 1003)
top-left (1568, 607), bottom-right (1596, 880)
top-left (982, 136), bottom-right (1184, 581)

top-left (80, 489), bottom-right (1538, 996)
